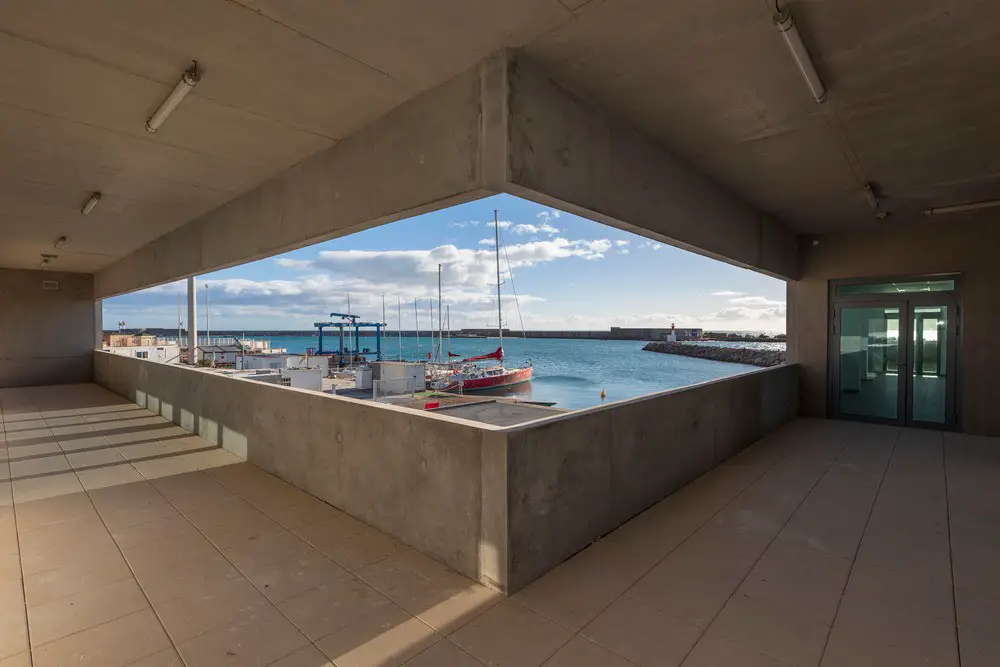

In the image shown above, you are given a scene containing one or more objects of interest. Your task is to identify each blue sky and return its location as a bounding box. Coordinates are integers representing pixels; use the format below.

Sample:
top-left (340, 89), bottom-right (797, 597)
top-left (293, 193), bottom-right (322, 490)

top-left (103, 194), bottom-right (786, 332)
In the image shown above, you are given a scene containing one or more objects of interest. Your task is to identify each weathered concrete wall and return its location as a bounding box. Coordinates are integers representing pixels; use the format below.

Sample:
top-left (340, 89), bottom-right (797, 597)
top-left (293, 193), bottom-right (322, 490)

top-left (0, 268), bottom-right (94, 387)
top-left (502, 364), bottom-right (799, 591)
top-left (502, 54), bottom-right (800, 280)
top-left (93, 351), bottom-right (500, 585)
top-left (95, 65), bottom-right (491, 298)
top-left (96, 52), bottom-right (798, 298)
top-left (788, 216), bottom-right (1000, 435)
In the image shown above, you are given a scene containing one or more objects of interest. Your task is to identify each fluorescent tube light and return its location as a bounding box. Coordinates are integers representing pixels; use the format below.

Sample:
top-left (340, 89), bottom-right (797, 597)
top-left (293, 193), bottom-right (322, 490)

top-left (146, 61), bottom-right (202, 133)
top-left (81, 192), bottom-right (102, 216)
top-left (924, 198), bottom-right (1000, 216)
top-left (773, 6), bottom-right (827, 104)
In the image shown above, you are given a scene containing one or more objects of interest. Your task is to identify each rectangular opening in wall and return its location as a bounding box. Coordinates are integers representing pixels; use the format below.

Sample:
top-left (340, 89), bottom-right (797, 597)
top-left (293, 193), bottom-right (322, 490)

top-left (41, 280), bottom-right (59, 290)
top-left (836, 279), bottom-right (955, 296)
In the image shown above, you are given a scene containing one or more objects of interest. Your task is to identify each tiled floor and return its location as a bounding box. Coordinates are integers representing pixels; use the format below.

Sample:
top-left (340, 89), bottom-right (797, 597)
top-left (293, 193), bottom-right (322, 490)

top-left (1, 384), bottom-right (998, 666)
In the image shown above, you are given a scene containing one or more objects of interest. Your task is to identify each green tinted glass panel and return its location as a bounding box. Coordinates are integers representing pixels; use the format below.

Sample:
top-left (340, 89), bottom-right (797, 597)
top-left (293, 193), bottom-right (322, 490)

top-left (838, 306), bottom-right (900, 420)
top-left (912, 305), bottom-right (948, 424)
top-left (837, 280), bottom-right (955, 296)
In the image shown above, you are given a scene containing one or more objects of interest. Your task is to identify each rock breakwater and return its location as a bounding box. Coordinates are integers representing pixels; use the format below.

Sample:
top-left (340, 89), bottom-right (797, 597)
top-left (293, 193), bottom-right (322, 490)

top-left (643, 341), bottom-right (786, 367)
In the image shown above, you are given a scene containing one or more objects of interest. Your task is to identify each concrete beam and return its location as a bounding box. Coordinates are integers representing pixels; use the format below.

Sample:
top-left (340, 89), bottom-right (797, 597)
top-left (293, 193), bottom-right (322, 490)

top-left (95, 65), bottom-right (493, 298)
top-left (497, 53), bottom-right (800, 280)
top-left (96, 51), bottom-right (798, 298)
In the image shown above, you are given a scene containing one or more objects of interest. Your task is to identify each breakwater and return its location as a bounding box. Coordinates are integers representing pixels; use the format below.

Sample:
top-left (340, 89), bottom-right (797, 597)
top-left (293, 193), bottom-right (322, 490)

top-left (643, 341), bottom-right (786, 367)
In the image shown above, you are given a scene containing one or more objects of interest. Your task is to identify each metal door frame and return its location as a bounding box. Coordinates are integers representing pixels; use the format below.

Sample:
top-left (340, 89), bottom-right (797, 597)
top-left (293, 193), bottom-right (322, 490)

top-left (828, 274), bottom-right (962, 430)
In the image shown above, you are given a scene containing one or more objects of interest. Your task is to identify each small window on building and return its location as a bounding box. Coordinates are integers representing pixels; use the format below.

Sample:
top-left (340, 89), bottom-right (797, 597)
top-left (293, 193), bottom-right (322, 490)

top-left (836, 279), bottom-right (955, 297)
top-left (135, 351), bottom-right (149, 359)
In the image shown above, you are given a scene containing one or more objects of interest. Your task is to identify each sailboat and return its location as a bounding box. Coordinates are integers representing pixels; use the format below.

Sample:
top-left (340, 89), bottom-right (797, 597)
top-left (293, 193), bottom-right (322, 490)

top-left (431, 210), bottom-right (533, 393)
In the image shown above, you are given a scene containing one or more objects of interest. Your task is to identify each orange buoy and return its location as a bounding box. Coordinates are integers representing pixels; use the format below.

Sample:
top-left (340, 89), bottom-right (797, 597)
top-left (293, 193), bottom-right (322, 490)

top-left (600, 389), bottom-right (607, 400)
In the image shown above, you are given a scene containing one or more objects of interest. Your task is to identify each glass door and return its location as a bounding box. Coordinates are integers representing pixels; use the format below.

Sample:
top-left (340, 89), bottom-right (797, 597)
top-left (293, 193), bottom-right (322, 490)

top-left (830, 278), bottom-right (960, 429)
top-left (833, 303), bottom-right (905, 423)
top-left (906, 300), bottom-right (957, 428)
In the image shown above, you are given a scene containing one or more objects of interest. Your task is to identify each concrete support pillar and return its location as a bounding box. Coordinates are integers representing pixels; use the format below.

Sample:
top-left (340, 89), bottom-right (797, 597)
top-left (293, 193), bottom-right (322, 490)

top-left (187, 276), bottom-right (198, 365)
top-left (93, 299), bottom-right (103, 350)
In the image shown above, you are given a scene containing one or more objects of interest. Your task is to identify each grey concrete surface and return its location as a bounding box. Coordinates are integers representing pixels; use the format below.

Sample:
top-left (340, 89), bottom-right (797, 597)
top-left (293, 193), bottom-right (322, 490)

top-left (504, 55), bottom-right (799, 279)
top-left (94, 350), bottom-right (495, 584)
top-left (503, 364), bottom-right (799, 592)
top-left (94, 52), bottom-right (798, 296)
top-left (0, 268), bottom-right (94, 387)
top-left (93, 352), bottom-right (799, 594)
top-left (787, 215), bottom-right (1000, 436)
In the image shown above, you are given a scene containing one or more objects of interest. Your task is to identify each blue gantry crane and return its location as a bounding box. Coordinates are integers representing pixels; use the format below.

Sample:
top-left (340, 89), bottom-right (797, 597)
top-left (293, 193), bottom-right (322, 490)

top-left (313, 312), bottom-right (385, 362)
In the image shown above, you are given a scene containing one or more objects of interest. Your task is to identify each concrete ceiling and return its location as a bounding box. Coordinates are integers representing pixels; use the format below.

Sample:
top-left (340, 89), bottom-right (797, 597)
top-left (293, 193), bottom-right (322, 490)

top-left (2, 0), bottom-right (998, 272)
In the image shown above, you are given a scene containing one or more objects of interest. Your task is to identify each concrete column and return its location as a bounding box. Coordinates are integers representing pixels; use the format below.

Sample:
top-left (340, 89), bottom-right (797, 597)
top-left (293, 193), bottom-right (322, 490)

top-left (93, 299), bottom-right (103, 350)
top-left (187, 276), bottom-right (198, 365)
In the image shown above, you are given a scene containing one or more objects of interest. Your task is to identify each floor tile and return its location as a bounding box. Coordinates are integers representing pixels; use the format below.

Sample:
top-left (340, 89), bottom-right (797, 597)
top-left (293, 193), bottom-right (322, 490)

top-left (316, 602), bottom-right (441, 667)
top-left (131, 455), bottom-right (198, 480)
top-left (269, 644), bottom-right (335, 667)
top-left (66, 447), bottom-right (126, 470)
top-left (176, 602), bottom-right (310, 667)
top-left (403, 639), bottom-right (485, 667)
top-left (542, 636), bottom-right (635, 667)
top-left (582, 595), bottom-right (701, 667)
top-left (9, 455), bottom-right (73, 479)
top-left (27, 578), bottom-right (149, 646)
top-left (23, 550), bottom-right (133, 606)
top-left (76, 463), bottom-right (145, 490)
top-left (358, 549), bottom-right (501, 633)
top-left (277, 576), bottom-right (393, 641)
top-left (451, 601), bottom-right (574, 667)
top-left (223, 530), bottom-right (350, 603)
top-left (12, 473), bottom-right (84, 504)
top-left (682, 636), bottom-right (788, 667)
top-left (31, 608), bottom-right (171, 667)
top-left (153, 576), bottom-right (270, 643)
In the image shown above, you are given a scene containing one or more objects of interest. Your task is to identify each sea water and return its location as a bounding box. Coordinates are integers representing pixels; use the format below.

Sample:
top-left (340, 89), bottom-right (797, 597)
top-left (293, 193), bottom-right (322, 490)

top-left (239, 334), bottom-right (775, 410)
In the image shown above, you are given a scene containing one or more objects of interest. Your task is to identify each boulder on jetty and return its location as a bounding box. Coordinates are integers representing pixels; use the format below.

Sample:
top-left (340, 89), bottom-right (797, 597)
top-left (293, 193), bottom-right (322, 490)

top-left (643, 341), bottom-right (785, 368)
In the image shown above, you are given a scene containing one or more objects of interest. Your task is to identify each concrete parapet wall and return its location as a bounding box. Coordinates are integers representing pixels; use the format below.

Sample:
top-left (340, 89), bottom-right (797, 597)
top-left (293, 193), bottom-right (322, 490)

top-left (95, 351), bottom-right (797, 593)
top-left (94, 351), bottom-right (499, 586)
top-left (502, 364), bottom-right (799, 591)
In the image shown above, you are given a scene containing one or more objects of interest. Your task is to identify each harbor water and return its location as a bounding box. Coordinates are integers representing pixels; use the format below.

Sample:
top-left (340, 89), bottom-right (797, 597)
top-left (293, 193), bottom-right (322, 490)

top-left (241, 335), bottom-right (776, 410)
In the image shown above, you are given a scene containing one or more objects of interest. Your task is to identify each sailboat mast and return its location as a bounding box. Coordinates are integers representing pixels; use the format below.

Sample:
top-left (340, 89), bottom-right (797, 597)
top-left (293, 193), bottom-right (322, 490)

top-left (494, 209), bottom-right (503, 348)
top-left (397, 296), bottom-right (402, 362)
top-left (414, 298), bottom-right (419, 360)
top-left (437, 264), bottom-right (443, 362)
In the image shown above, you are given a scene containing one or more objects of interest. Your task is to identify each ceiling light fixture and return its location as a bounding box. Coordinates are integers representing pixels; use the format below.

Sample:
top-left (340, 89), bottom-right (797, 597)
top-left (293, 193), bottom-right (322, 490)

top-left (146, 61), bottom-right (202, 133)
top-left (863, 182), bottom-right (888, 219)
top-left (81, 191), bottom-right (102, 216)
top-left (923, 198), bottom-right (1000, 216)
top-left (773, 4), bottom-right (827, 104)
top-left (40, 253), bottom-right (57, 267)
top-left (53, 236), bottom-right (67, 249)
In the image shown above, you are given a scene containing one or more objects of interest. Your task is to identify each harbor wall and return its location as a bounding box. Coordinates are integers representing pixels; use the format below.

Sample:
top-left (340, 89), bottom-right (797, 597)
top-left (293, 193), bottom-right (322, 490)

top-left (93, 350), bottom-right (506, 588)
top-left (643, 341), bottom-right (786, 367)
top-left (502, 364), bottom-right (799, 591)
top-left (0, 268), bottom-right (94, 387)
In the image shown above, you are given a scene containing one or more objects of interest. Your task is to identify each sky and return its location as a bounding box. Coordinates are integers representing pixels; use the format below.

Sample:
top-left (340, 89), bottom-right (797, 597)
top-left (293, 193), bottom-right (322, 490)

top-left (102, 194), bottom-right (786, 333)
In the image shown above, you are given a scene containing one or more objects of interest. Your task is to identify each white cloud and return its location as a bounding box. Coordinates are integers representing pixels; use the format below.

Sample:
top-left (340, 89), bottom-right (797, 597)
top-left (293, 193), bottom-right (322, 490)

top-left (478, 238), bottom-right (495, 246)
top-left (711, 290), bottom-right (745, 297)
top-left (536, 209), bottom-right (562, 224)
top-left (621, 249), bottom-right (629, 255)
top-left (448, 220), bottom-right (480, 228)
top-left (511, 223), bottom-right (560, 235)
top-left (615, 240), bottom-right (630, 248)
top-left (728, 296), bottom-right (784, 307)
top-left (708, 306), bottom-right (786, 321)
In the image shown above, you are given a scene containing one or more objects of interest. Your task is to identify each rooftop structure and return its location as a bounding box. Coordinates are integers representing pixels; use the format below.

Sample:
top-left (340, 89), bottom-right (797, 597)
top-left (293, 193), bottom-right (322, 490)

top-left (2, 2), bottom-right (1000, 664)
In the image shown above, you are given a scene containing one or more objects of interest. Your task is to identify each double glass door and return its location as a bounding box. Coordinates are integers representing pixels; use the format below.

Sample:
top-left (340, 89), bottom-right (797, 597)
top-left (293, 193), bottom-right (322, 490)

top-left (832, 280), bottom-right (958, 429)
